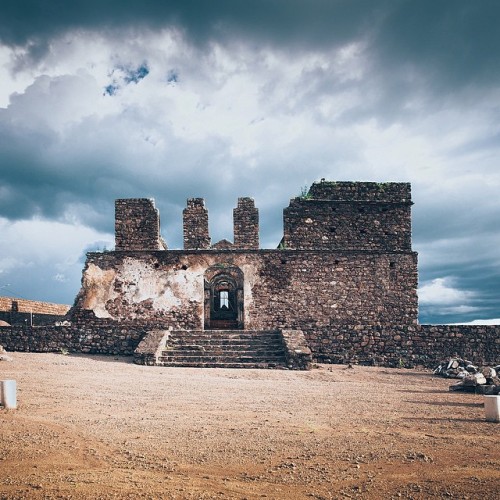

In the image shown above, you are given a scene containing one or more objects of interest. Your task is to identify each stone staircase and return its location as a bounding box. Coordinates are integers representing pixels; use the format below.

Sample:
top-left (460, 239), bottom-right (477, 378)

top-left (158, 330), bottom-right (287, 368)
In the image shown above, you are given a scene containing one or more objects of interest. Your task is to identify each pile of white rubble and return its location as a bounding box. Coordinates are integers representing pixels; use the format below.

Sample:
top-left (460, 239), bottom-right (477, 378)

top-left (433, 358), bottom-right (500, 394)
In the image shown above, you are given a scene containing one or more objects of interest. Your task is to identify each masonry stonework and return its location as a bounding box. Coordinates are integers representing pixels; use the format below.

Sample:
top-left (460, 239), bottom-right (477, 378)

top-left (283, 182), bottom-right (412, 251)
top-left (115, 198), bottom-right (164, 251)
top-left (183, 198), bottom-right (211, 249)
top-left (1, 179), bottom-right (498, 368)
top-left (0, 297), bottom-right (70, 326)
top-left (233, 197), bottom-right (259, 249)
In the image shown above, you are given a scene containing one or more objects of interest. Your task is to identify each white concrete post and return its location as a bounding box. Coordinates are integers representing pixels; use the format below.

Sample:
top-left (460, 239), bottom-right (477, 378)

top-left (0, 380), bottom-right (17, 409)
top-left (484, 395), bottom-right (500, 423)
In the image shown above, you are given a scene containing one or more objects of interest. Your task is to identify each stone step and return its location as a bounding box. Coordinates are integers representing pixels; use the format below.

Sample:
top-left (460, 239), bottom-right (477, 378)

top-left (167, 344), bottom-right (283, 352)
top-left (161, 351), bottom-right (285, 360)
top-left (158, 354), bottom-right (286, 364)
top-left (169, 338), bottom-right (282, 344)
top-left (156, 361), bottom-right (286, 369)
top-left (168, 333), bottom-right (281, 341)
top-left (160, 347), bottom-right (286, 356)
top-left (178, 330), bottom-right (276, 334)
top-left (169, 332), bottom-right (281, 338)
top-left (169, 347), bottom-right (284, 355)
top-left (168, 339), bottom-right (283, 349)
top-left (169, 341), bottom-right (283, 349)
top-left (166, 340), bottom-right (284, 348)
top-left (169, 330), bottom-right (278, 337)
top-left (157, 329), bottom-right (287, 369)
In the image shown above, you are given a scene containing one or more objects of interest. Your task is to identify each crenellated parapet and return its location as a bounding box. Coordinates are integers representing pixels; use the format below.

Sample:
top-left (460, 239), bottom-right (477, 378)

top-left (282, 180), bottom-right (412, 251)
top-left (233, 197), bottom-right (259, 249)
top-left (307, 180), bottom-right (412, 202)
top-left (115, 198), bottom-right (165, 251)
top-left (183, 198), bottom-right (211, 249)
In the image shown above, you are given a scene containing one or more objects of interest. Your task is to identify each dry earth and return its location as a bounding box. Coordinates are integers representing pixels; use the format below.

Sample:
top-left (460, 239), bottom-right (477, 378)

top-left (0, 353), bottom-right (499, 499)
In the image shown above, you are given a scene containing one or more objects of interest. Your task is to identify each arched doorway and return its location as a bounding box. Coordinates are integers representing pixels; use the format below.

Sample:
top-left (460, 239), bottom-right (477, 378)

top-left (204, 265), bottom-right (244, 330)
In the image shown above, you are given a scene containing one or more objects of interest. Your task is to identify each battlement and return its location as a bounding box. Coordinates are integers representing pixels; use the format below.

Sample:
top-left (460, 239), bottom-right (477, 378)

top-left (233, 197), bottom-right (259, 249)
top-left (283, 180), bottom-right (412, 251)
top-left (307, 180), bottom-right (412, 203)
top-left (183, 198), bottom-right (211, 249)
top-left (115, 198), bottom-right (164, 251)
top-left (114, 180), bottom-right (412, 252)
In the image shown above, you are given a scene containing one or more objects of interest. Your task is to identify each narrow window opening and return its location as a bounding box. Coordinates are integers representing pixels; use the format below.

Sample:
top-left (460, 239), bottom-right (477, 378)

top-left (220, 290), bottom-right (229, 309)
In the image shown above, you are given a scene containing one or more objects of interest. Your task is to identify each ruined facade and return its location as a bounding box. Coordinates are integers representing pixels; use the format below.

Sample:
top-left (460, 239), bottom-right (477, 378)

top-left (1, 180), bottom-right (498, 368)
top-left (65, 180), bottom-right (417, 368)
top-left (74, 181), bottom-right (417, 329)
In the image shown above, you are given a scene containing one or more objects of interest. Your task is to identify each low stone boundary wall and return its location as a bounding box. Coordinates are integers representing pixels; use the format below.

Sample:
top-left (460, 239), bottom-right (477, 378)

top-left (0, 297), bottom-right (70, 326)
top-left (1, 322), bottom-right (498, 367)
top-left (307, 324), bottom-right (500, 367)
top-left (0, 323), bottom-right (146, 355)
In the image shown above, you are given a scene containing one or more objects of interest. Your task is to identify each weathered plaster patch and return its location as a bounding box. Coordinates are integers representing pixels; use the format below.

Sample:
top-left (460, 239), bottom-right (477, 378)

top-left (163, 264), bottom-right (205, 307)
top-left (241, 261), bottom-right (257, 326)
top-left (120, 258), bottom-right (180, 310)
top-left (119, 258), bottom-right (205, 314)
top-left (81, 264), bottom-right (117, 318)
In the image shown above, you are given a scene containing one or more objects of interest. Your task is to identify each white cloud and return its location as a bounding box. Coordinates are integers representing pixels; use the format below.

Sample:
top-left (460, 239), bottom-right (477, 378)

top-left (0, 217), bottom-right (113, 303)
top-left (418, 277), bottom-right (475, 306)
top-left (0, 24), bottom-right (499, 322)
top-left (450, 318), bottom-right (500, 325)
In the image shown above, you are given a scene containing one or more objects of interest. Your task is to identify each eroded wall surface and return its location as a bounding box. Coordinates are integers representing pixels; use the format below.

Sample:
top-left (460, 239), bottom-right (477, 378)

top-left (283, 182), bottom-right (412, 251)
top-left (72, 249), bottom-right (418, 331)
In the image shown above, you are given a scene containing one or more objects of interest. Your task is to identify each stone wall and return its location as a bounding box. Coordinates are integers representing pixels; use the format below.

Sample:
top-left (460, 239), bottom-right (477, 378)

top-left (0, 297), bottom-right (70, 316)
top-left (283, 181), bottom-right (412, 251)
top-left (71, 249), bottom-right (418, 330)
top-left (1, 323), bottom-right (498, 368)
top-left (115, 198), bottom-right (164, 251)
top-left (0, 318), bottom-right (151, 355)
top-left (0, 297), bottom-right (70, 326)
top-left (308, 324), bottom-right (500, 367)
top-left (308, 180), bottom-right (412, 202)
top-left (233, 197), bottom-right (259, 249)
top-left (183, 198), bottom-right (211, 249)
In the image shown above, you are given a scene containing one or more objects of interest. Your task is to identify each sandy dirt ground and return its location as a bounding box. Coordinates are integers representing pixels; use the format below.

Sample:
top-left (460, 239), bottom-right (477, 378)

top-left (0, 353), bottom-right (499, 499)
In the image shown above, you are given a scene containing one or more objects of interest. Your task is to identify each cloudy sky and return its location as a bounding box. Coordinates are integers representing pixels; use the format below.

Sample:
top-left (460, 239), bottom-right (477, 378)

top-left (0, 1), bottom-right (499, 324)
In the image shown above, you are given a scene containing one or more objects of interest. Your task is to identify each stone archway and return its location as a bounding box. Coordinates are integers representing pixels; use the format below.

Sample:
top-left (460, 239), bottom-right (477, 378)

top-left (204, 265), bottom-right (244, 330)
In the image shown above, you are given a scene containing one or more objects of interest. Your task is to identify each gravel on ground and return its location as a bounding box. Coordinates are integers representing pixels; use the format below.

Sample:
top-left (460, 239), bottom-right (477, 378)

top-left (1, 353), bottom-right (499, 499)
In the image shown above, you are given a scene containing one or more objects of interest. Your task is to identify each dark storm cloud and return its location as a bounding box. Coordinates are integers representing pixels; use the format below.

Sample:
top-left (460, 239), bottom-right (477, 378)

top-left (1, 1), bottom-right (499, 322)
top-left (0, 0), bottom-right (375, 49)
top-left (374, 1), bottom-right (500, 91)
top-left (0, 68), bottom-right (257, 240)
top-left (2, 1), bottom-right (500, 93)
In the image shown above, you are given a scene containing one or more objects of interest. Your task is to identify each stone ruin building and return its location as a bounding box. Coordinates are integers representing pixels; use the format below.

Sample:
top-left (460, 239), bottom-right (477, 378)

top-left (0, 297), bottom-right (70, 327)
top-left (1, 180), bottom-right (498, 369)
